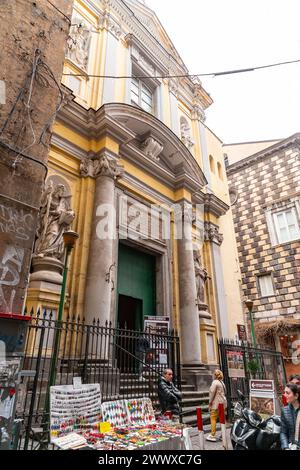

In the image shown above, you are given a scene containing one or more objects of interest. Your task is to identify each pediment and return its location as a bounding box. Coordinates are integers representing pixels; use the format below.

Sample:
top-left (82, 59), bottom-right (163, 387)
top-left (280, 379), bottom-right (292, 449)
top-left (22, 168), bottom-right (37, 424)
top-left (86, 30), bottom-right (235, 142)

top-left (101, 103), bottom-right (208, 193)
top-left (123, 0), bottom-right (186, 68)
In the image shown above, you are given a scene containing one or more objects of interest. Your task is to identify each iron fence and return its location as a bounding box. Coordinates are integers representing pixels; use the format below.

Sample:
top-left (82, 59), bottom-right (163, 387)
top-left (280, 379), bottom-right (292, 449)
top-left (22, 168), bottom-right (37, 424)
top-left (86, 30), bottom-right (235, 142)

top-left (218, 338), bottom-right (287, 420)
top-left (16, 310), bottom-right (181, 450)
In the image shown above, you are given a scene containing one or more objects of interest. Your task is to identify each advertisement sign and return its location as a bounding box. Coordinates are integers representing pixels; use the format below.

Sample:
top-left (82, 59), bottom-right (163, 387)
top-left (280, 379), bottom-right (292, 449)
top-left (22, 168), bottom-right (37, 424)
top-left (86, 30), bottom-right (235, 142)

top-left (226, 350), bottom-right (246, 378)
top-left (237, 324), bottom-right (247, 341)
top-left (144, 316), bottom-right (170, 335)
top-left (250, 379), bottom-right (276, 419)
top-left (144, 316), bottom-right (170, 367)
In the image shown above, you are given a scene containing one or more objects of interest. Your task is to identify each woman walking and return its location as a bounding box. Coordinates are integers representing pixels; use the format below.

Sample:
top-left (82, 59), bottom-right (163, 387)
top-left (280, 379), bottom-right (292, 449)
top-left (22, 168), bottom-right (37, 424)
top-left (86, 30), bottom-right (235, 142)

top-left (206, 369), bottom-right (227, 442)
top-left (280, 383), bottom-right (300, 450)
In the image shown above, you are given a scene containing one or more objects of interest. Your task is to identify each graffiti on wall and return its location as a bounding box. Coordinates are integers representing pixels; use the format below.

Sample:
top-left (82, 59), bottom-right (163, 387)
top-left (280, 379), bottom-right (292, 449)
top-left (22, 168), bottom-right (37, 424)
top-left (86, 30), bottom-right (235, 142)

top-left (0, 195), bottom-right (37, 314)
top-left (0, 245), bottom-right (25, 313)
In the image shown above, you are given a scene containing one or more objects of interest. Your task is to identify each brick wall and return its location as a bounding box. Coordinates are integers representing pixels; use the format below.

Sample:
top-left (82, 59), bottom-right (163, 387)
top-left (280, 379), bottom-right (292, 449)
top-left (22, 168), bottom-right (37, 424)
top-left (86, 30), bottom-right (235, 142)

top-left (0, 0), bottom-right (73, 314)
top-left (227, 140), bottom-right (300, 323)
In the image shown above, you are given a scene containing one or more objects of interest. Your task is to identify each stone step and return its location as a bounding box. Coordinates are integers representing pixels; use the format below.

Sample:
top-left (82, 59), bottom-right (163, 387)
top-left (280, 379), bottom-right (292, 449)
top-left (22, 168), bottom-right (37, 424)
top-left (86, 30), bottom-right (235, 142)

top-left (181, 384), bottom-right (196, 391)
top-left (182, 390), bottom-right (209, 397)
top-left (182, 413), bottom-right (211, 427)
top-left (181, 404), bottom-right (209, 415)
top-left (181, 398), bottom-right (209, 408)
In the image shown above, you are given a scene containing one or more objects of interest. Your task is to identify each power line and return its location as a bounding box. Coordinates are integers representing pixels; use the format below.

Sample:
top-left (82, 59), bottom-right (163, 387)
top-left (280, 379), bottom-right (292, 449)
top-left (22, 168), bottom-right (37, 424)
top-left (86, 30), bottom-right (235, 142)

top-left (45, 0), bottom-right (72, 24)
top-left (62, 58), bottom-right (300, 80)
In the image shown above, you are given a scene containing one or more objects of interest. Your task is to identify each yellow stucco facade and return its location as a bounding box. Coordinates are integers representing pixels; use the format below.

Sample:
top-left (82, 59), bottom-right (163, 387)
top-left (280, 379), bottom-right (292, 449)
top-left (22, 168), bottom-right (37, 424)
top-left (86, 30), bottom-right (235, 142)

top-left (27, 0), bottom-right (244, 369)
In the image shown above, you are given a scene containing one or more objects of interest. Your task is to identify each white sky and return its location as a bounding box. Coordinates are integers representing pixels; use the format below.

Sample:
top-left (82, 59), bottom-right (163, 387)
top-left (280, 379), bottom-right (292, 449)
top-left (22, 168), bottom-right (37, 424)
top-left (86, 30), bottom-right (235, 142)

top-left (145, 0), bottom-right (300, 143)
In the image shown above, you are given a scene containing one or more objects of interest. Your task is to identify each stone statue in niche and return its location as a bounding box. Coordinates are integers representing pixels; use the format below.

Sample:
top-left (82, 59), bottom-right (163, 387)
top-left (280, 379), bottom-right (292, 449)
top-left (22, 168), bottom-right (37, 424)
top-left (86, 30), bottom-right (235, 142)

top-left (180, 118), bottom-right (194, 150)
top-left (34, 182), bottom-right (75, 261)
top-left (193, 250), bottom-right (209, 306)
top-left (66, 23), bottom-right (91, 70)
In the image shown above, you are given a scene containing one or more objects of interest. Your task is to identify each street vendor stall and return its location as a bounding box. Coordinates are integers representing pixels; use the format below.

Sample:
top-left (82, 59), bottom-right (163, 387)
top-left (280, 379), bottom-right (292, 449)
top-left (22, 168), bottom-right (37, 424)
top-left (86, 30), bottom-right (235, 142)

top-left (49, 382), bottom-right (186, 451)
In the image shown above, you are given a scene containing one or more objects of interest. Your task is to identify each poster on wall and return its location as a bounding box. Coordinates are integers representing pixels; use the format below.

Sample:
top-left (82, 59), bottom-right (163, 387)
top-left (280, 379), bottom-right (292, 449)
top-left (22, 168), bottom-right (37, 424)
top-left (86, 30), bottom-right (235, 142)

top-left (0, 358), bottom-right (21, 450)
top-left (50, 383), bottom-right (102, 442)
top-left (226, 351), bottom-right (246, 378)
top-left (237, 324), bottom-right (247, 341)
top-left (144, 316), bottom-right (170, 367)
top-left (144, 316), bottom-right (170, 335)
top-left (250, 380), bottom-right (276, 419)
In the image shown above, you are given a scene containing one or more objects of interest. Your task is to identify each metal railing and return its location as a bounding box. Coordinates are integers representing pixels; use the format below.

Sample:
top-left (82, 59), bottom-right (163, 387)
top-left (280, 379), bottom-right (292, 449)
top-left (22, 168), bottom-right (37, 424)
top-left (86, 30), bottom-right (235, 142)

top-left (16, 310), bottom-right (181, 449)
top-left (218, 338), bottom-right (287, 420)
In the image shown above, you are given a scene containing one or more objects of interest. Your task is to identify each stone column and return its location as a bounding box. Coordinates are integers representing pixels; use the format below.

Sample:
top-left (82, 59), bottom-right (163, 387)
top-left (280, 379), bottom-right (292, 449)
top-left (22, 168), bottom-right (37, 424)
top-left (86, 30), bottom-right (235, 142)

top-left (83, 153), bottom-right (123, 325)
top-left (204, 221), bottom-right (230, 338)
top-left (176, 203), bottom-right (202, 365)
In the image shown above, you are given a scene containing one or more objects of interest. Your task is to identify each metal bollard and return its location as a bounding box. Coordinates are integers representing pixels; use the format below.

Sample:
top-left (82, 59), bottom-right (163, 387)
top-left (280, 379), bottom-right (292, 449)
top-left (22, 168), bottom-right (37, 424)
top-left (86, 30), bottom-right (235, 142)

top-left (196, 407), bottom-right (205, 450)
top-left (218, 403), bottom-right (228, 450)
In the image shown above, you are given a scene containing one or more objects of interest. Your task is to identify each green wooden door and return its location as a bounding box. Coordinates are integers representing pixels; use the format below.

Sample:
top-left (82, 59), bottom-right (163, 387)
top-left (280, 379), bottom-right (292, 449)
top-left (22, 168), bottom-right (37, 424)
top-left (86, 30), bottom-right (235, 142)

top-left (117, 243), bottom-right (156, 328)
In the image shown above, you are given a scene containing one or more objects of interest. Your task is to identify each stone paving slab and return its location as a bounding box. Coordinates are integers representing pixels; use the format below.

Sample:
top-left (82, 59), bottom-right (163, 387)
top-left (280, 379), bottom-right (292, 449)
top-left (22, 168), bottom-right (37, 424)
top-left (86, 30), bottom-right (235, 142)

top-left (191, 428), bottom-right (233, 451)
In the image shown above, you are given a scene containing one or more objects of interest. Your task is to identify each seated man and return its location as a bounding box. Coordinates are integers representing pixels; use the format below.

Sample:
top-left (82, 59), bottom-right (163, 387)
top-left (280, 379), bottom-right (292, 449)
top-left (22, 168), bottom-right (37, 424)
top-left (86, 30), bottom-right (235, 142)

top-left (158, 368), bottom-right (182, 419)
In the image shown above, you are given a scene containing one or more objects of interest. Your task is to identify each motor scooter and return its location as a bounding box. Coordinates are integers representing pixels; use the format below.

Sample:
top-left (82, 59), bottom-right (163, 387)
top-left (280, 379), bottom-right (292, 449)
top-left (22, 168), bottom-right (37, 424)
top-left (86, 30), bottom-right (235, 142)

top-left (231, 390), bottom-right (281, 450)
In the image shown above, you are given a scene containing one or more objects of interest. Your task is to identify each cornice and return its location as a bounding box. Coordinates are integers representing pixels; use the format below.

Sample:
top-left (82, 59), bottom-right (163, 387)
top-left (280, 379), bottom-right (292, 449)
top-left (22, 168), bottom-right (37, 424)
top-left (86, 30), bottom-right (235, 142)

top-left (103, 102), bottom-right (208, 188)
top-left (55, 97), bottom-right (208, 196)
top-left (204, 193), bottom-right (229, 217)
top-left (227, 133), bottom-right (300, 175)
top-left (126, 33), bottom-right (169, 76)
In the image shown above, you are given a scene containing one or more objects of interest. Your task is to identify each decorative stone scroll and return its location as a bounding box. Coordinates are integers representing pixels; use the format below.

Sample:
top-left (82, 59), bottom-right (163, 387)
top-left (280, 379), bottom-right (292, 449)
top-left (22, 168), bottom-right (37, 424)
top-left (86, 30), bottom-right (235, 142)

top-left (204, 221), bottom-right (224, 246)
top-left (80, 154), bottom-right (124, 180)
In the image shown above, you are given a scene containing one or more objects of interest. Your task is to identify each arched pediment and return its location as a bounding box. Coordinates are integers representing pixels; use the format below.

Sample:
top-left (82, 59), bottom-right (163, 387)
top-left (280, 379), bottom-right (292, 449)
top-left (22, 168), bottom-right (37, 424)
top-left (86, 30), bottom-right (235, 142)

top-left (100, 103), bottom-right (208, 194)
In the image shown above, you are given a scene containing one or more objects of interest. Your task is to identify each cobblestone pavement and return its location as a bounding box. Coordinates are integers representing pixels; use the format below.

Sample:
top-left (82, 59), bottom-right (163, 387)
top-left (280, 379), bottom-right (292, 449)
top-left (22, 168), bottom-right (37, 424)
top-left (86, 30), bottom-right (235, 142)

top-left (191, 427), bottom-right (233, 451)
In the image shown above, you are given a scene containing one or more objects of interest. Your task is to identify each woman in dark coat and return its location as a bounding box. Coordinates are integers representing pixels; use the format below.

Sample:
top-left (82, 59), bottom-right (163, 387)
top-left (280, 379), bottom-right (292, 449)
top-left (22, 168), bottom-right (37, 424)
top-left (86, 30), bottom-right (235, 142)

top-left (280, 383), bottom-right (300, 450)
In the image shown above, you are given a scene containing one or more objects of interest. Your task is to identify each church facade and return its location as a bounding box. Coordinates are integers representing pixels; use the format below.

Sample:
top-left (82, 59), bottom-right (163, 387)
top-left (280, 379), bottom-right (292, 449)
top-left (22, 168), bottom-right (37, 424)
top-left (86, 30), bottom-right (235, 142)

top-left (26, 0), bottom-right (244, 380)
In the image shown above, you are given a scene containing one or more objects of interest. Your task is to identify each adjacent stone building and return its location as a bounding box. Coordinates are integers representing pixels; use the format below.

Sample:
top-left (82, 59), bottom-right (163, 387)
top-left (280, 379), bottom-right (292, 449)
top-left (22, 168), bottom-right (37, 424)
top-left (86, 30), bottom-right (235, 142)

top-left (0, 0), bottom-right (72, 315)
top-left (26, 0), bottom-right (244, 386)
top-left (226, 134), bottom-right (300, 376)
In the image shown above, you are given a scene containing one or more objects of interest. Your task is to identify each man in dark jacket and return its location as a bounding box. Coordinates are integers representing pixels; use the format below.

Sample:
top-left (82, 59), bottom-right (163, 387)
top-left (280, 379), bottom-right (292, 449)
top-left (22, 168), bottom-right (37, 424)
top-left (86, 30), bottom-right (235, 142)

top-left (158, 369), bottom-right (182, 417)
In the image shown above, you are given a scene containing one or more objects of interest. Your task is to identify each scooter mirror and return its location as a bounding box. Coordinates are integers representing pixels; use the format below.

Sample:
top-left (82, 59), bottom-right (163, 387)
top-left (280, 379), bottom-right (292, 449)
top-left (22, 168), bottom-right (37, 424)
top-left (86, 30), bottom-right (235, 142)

top-left (237, 390), bottom-right (245, 401)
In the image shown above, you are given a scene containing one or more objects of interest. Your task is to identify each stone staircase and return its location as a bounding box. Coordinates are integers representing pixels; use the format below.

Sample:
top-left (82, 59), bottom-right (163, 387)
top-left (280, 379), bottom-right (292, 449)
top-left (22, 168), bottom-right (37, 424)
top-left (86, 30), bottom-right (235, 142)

top-left (180, 381), bottom-right (210, 426)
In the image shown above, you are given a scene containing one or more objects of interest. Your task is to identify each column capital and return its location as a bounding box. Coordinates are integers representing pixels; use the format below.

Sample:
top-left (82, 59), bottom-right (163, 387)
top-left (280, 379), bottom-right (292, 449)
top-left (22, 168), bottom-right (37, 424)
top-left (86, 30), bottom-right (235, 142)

top-left (204, 221), bottom-right (224, 245)
top-left (80, 153), bottom-right (124, 180)
top-left (191, 104), bottom-right (206, 123)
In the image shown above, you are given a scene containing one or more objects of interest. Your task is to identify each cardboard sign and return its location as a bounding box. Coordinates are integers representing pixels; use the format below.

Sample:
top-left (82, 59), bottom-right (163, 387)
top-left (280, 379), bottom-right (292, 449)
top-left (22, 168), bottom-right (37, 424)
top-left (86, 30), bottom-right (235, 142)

top-left (100, 421), bottom-right (111, 433)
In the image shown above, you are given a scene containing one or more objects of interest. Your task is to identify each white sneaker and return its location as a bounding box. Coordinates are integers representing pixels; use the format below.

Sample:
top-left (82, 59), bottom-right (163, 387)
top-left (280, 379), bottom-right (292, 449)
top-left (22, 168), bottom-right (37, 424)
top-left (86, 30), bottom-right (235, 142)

top-left (206, 434), bottom-right (217, 442)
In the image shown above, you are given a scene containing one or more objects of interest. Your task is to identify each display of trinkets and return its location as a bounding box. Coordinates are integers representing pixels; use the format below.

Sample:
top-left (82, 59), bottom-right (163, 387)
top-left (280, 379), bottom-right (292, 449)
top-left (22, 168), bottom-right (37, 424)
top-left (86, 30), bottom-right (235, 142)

top-left (101, 400), bottom-right (130, 427)
top-left (80, 423), bottom-right (184, 451)
top-left (51, 432), bottom-right (90, 450)
top-left (126, 397), bottom-right (156, 425)
top-left (50, 384), bottom-right (102, 441)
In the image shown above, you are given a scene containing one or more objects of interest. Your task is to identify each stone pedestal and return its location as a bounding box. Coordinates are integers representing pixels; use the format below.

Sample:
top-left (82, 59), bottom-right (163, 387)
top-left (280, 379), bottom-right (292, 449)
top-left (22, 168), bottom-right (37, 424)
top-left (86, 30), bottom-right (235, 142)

top-left (197, 302), bottom-right (212, 320)
top-left (182, 364), bottom-right (213, 391)
top-left (29, 256), bottom-right (63, 293)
